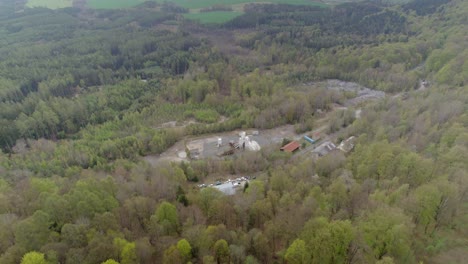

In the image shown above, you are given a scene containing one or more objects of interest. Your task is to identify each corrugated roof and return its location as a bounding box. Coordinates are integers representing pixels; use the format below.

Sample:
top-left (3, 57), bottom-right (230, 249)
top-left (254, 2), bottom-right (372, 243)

top-left (280, 141), bottom-right (300, 152)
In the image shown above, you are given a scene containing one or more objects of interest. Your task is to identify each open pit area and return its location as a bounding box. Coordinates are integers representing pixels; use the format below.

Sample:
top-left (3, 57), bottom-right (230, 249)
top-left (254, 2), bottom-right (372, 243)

top-left (143, 80), bottom-right (387, 168)
top-left (144, 125), bottom-right (297, 166)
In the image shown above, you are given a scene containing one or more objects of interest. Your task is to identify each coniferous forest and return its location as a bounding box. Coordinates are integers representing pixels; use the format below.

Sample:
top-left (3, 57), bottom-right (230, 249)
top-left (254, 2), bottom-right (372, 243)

top-left (0, 0), bottom-right (467, 263)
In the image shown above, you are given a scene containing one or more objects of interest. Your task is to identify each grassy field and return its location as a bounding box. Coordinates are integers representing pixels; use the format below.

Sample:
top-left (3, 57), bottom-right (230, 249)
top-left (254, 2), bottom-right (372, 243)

top-left (86, 0), bottom-right (150, 9)
top-left (179, 0), bottom-right (327, 24)
top-left (26, 0), bottom-right (72, 9)
top-left (183, 11), bottom-right (244, 24)
top-left (158, 0), bottom-right (327, 9)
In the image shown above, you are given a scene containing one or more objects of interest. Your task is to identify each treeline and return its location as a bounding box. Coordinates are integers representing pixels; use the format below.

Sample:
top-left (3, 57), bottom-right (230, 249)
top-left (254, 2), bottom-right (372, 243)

top-left (403, 0), bottom-right (452, 15)
top-left (228, 2), bottom-right (407, 36)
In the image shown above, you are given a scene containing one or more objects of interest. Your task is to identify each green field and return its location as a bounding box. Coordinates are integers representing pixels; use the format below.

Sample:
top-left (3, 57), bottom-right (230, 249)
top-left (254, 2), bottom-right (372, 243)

top-left (86, 0), bottom-right (150, 9)
top-left (183, 11), bottom-right (244, 24)
top-left (26, 0), bottom-right (72, 9)
top-left (179, 0), bottom-right (327, 24)
top-left (158, 0), bottom-right (327, 9)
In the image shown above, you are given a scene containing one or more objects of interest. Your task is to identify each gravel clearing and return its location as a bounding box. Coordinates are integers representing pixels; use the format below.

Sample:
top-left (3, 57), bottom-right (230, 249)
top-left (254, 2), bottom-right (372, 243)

top-left (326, 79), bottom-right (386, 106)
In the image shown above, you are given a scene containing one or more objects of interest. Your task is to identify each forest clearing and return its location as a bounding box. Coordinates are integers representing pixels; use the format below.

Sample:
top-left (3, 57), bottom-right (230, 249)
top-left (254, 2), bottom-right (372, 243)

top-left (143, 79), bottom-right (384, 194)
top-left (182, 11), bottom-right (244, 24)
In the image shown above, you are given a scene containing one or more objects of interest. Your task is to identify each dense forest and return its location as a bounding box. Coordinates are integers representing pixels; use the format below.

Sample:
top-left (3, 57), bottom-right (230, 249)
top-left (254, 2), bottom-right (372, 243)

top-left (0, 0), bottom-right (467, 263)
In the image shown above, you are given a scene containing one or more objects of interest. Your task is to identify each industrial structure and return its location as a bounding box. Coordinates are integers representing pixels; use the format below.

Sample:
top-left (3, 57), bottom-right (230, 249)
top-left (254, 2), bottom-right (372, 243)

top-left (280, 141), bottom-right (301, 153)
top-left (218, 131), bottom-right (261, 157)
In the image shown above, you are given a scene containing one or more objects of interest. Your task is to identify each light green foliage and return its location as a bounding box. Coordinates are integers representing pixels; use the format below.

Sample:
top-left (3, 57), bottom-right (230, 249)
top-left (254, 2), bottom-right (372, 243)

top-left (153, 201), bottom-right (179, 235)
top-left (244, 180), bottom-right (265, 197)
top-left (101, 260), bottom-right (120, 264)
top-left (413, 184), bottom-right (443, 233)
top-left (193, 109), bottom-right (220, 123)
top-left (177, 239), bottom-right (192, 261)
top-left (359, 207), bottom-right (414, 262)
top-left (326, 177), bottom-right (350, 214)
top-left (169, 78), bottom-right (219, 103)
top-left (14, 210), bottom-right (52, 251)
top-left (17, 101), bottom-right (60, 139)
top-left (300, 217), bottom-right (354, 264)
top-left (21, 251), bottom-right (47, 264)
top-left (121, 243), bottom-right (137, 264)
top-left (387, 184), bottom-right (409, 206)
top-left (194, 224), bottom-right (226, 256)
top-left (213, 239), bottom-right (230, 264)
top-left (285, 239), bottom-right (309, 264)
top-left (43, 194), bottom-right (72, 230)
top-left (66, 178), bottom-right (118, 218)
top-left (426, 49), bottom-right (456, 72)
top-left (197, 187), bottom-right (224, 214)
top-left (349, 142), bottom-right (433, 186)
top-left (114, 238), bottom-right (138, 264)
top-left (30, 177), bottom-right (58, 194)
top-left (409, 178), bottom-right (459, 234)
top-left (231, 69), bottom-right (282, 99)
top-left (434, 48), bottom-right (468, 85)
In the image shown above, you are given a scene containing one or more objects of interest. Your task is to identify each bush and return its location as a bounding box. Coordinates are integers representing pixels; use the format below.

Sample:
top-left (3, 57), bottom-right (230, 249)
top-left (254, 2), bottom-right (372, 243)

top-left (194, 109), bottom-right (220, 123)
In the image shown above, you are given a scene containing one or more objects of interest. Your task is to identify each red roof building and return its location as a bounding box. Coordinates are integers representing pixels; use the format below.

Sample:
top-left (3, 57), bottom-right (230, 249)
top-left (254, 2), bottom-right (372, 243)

top-left (280, 141), bottom-right (300, 153)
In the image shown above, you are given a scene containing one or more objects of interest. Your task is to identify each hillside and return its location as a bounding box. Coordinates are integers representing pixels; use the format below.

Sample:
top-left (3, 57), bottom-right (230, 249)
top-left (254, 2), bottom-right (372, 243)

top-left (0, 0), bottom-right (466, 263)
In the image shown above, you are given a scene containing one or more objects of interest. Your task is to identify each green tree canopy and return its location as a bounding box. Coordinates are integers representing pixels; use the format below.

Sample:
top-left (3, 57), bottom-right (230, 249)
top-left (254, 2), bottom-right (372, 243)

top-left (101, 260), bottom-right (120, 264)
top-left (152, 201), bottom-right (179, 235)
top-left (285, 239), bottom-right (309, 264)
top-left (213, 239), bottom-right (230, 264)
top-left (359, 207), bottom-right (414, 262)
top-left (177, 239), bottom-right (192, 262)
top-left (21, 251), bottom-right (47, 264)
